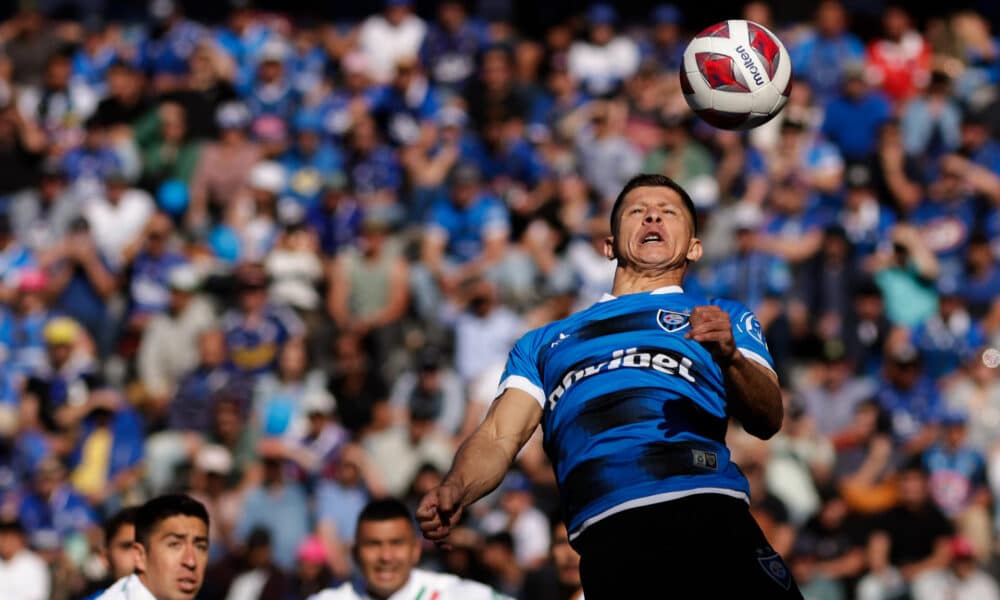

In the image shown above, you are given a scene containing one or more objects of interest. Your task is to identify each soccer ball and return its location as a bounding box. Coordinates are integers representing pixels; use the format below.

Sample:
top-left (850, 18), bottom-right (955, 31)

top-left (680, 19), bottom-right (792, 130)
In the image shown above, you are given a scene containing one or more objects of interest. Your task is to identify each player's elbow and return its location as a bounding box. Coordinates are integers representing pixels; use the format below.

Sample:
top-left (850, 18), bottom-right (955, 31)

top-left (746, 408), bottom-right (783, 440)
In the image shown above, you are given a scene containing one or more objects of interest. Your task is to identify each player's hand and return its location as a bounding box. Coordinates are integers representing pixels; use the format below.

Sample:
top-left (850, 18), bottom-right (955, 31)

top-left (686, 305), bottom-right (739, 367)
top-left (415, 482), bottom-right (465, 549)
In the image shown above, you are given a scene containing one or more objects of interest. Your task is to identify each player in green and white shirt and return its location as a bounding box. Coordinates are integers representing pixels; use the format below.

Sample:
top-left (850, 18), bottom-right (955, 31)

top-left (309, 499), bottom-right (511, 600)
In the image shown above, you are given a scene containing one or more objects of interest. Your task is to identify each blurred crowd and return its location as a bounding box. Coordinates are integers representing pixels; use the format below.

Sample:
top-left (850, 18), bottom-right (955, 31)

top-left (0, 0), bottom-right (998, 598)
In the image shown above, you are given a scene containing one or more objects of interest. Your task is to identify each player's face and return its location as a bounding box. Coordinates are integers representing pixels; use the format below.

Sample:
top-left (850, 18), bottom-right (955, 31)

top-left (355, 518), bottom-right (421, 599)
top-left (551, 524), bottom-right (581, 588)
top-left (607, 186), bottom-right (702, 271)
top-left (135, 516), bottom-right (209, 600)
top-left (107, 523), bottom-right (136, 580)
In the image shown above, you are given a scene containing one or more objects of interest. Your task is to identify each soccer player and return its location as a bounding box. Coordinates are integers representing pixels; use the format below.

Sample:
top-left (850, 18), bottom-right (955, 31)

top-left (95, 494), bottom-right (210, 600)
top-left (309, 498), bottom-right (511, 600)
top-left (82, 507), bottom-right (139, 600)
top-left (417, 174), bottom-right (801, 597)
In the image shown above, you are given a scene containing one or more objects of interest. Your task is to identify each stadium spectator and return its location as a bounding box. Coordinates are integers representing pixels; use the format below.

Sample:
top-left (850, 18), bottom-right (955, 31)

top-left (81, 506), bottom-right (137, 599)
top-left (236, 442), bottom-right (310, 572)
top-left (356, 0), bottom-right (427, 85)
top-left (790, 0), bottom-right (865, 106)
top-left (0, 518), bottom-right (49, 600)
top-left (858, 459), bottom-right (953, 599)
top-left (520, 520), bottom-right (584, 600)
top-left (389, 349), bottom-right (465, 436)
top-left (820, 62), bottom-right (892, 162)
top-left (865, 5), bottom-right (931, 104)
top-left (912, 535), bottom-right (1000, 600)
top-left (419, 0), bottom-right (482, 95)
top-left (225, 527), bottom-right (289, 600)
top-left (480, 471), bottom-right (551, 570)
top-left (567, 4), bottom-right (640, 97)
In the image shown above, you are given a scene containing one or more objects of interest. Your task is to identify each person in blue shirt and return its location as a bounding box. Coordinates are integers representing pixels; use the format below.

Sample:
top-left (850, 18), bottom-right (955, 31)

top-left (61, 117), bottom-right (123, 188)
top-left (790, 0), bottom-right (865, 107)
top-left (345, 115), bottom-right (403, 196)
top-left (241, 40), bottom-right (300, 122)
top-left (17, 457), bottom-right (97, 548)
top-left (282, 112), bottom-right (346, 209)
top-left (821, 65), bottom-right (892, 162)
top-left (640, 4), bottom-right (686, 73)
top-left (138, 4), bottom-right (206, 82)
top-left (124, 212), bottom-right (188, 326)
top-left (305, 173), bottom-right (363, 257)
top-left (922, 411), bottom-right (990, 519)
top-left (877, 345), bottom-right (943, 456)
top-left (370, 56), bottom-right (443, 147)
top-left (420, 0), bottom-right (484, 95)
top-left (961, 233), bottom-right (1000, 318)
top-left (911, 281), bottom-right (985, 381)
top-left (417, 174), bottom-right (798, 597)
top-left (909, 166), bottom-right (978, 285)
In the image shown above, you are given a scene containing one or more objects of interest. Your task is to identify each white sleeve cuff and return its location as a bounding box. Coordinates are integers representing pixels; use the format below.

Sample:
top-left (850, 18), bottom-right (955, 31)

top-left (496, 375), bottom-right (546, 408)
top-left (739, 348), bottom-right (777, 376)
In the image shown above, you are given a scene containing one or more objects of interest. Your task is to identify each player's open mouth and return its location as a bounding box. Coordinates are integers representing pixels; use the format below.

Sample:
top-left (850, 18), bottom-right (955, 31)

top-left (641, 234), bottom-right (663, 244)
top-left (178, 578), bottom-right (197, 592)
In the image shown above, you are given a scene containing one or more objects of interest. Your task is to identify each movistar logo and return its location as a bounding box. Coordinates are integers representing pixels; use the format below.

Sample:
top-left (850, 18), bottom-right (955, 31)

top-left (735, 44), bottom-right (765, 86)
top-left (547, 347), bottom-right (696, 410)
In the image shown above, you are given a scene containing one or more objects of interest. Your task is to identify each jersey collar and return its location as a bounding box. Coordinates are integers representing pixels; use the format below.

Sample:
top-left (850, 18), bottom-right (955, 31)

top-left (598, 285), bottom-right (684, 302)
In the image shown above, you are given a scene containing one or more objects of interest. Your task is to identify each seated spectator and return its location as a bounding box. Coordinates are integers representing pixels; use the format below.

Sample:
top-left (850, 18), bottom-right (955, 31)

top-left (839, 164), bottom-right (896, 264)
top-left (67, 390), bottom-right (144, 511)
top-left (371, 56), bottom-right (441, 147)
top-left (419, 0), bottom-right (482, 95)
top-left (567, 4), bottom-right (639, 97)
top-left (922, 412), bottom-right (991, 557)
top-left (866, 6), bottom-right (931, 105)
top-left (876, 344), bottom-right (943, 456)
top-left (305, 173), bottom-right (363, 258)
top-left (416, 163), bottom-right (510, 314)
top-left (80, 507), bottom-right (137, 599)
top-left (0, 214), bottom-right (36, 306)
top-left (900, 71), bottom-right (962, 160)
top-left (642, 114), bottom-right (716, 206)
top-left (480, 532), bottom-right (524, 597)
top-left (641, 4), bottom-right (685, 73)
top-left (327, 212), bottom-right (409, 369)
top-left (911, 282), bottom-right (984, 381)
top-left (766, 398), bottom-right (835, 525)
top-left (22, 317), bottom-right (101, 434)
top-left (224, 527), bottom-right (289, 600)
top-left (121, 211), bottom-right (189, 330)
top-left (791, 488), bottom-right (867, 598)
top-left (389, 349), bottom-right (465, 436)
top-left (480, 472), bottom-right (552, 570)
top-left (789, 0), bottom-right (864, 107)
top-left (18, 49), bottom-right (98, 147)
top-left (17, 457), bottom-right (97, 550)
top-left (821, 62), bottom-right (892, 163)
top-left (327, 333), bottom-right (388, 435)
top-left (911, 536), bottom-right (1000, 600)
top-left (187, 101), bottom-right (261, 231)
top-left (242, 39), bottom-right (299, 122)
top-left (835, 400), bottom-right (899, 515)
top-left (44, 217), bottom-right (119, 357)
top-left (265, 221), bottom-right (324, 314)
top-left (221, 264), bottom-right (304, 376)
top-left (253, 338), bottom-right (330, 439)
top-left (521, 520), bottom-right (584, 600)
top-left (868, 224), bottom-right (940, 329)
top-left (315, 443), bottom-right (385, 580)
top-left (943, 348), bottom-right (1000, 455)
top-left (799, 343), bottom-right (877, 438)
top-left (8, 160), bottom-right (79, 256)
top-left (960, 233), bottom-right (1000, 319)
top-left (0, 518), bottom-right (50, 600)
top-left (356, 0), bottom-right (427, 85)
top-left (235, 443), bottom-right (310, 572)
top-left (136, 264), bottom-right (216, 411)
top-left (344, 114), bottom-right (402, 199)
top-left (187, 444), bottom-right (242, 563)
top-left (858, 459), bottom-right (953, 599)
top-left (281, 113), bottom-right (344, 209)
top-left (573, 100), bottom-right (642, 204)
top-left (450, 277), bottom-right (524, 384)
top-left (362, 393), bottom-right (454, 498)
top-left (287, 535), bottom-right (337, 600)
top-left (135, 101), bottom-right (202, 191)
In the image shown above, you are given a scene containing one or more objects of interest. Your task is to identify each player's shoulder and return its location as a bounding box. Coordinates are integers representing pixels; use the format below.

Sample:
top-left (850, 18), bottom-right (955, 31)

top-left (306, 581), bottom-right (357, 600)
top-left (412, 569), bottom-right (512, 599)
top-left (707, 295), bottom-right (754, 317)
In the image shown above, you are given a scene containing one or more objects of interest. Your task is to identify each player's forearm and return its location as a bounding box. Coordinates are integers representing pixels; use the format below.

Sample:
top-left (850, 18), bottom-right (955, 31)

top-left (722, 352), bottom-right (782, 439)
top-left (442, 427), bottom-right (521, 507)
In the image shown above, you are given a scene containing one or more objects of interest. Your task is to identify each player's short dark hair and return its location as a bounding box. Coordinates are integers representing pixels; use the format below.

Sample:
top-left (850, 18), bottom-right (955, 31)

top-left (609, 174), bottom-right (698, 237)
top-left (103, 506), bottom-right (139, 549)
top-left (356, 498), bottom-right (415, 538)
top-left (134, 494), bottom-right (209, 548)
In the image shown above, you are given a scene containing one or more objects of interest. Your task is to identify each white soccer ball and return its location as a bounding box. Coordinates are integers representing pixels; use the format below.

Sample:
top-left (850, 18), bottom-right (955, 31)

top-left (680, 19), bottom-right (792, 130)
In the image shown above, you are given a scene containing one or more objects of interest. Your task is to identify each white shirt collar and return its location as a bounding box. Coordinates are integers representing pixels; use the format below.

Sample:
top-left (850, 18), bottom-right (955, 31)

top-left (598, 285), bottom-right (684, 302)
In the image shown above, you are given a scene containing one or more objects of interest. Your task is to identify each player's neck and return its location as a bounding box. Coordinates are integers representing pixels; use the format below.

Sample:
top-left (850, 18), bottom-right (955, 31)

top-left (610, 267), bottom-right (685, 297)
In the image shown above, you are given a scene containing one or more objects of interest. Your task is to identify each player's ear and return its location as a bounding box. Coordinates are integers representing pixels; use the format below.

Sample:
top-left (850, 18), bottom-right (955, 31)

top-left (686, 237), bottom-right (703, 263)
top-left (133, 541), bottom-right (147, 574)
top-left (603, 236), bottom-right (617, 260)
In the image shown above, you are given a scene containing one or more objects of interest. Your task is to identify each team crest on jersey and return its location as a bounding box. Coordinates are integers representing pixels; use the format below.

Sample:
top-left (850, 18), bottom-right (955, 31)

top-left (757, 551), bottom-right (791, 590)
top-left (656, 309), bottom-right (690, 333)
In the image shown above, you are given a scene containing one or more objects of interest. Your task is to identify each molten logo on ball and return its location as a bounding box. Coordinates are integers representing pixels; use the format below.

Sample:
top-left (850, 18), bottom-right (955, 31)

top-left (681, 19), bottom-right (792, 130)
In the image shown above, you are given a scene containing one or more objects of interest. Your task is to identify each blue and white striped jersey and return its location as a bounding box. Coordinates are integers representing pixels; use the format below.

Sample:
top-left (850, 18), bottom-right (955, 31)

top-left (497, 285), bottom-right (775, 540)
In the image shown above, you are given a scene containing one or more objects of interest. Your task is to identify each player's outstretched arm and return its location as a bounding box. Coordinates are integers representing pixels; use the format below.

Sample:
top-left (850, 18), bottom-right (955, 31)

top-left (688, 305), bottom-right (783, 440)
top-left (417, 388), bottom-right (542, 546)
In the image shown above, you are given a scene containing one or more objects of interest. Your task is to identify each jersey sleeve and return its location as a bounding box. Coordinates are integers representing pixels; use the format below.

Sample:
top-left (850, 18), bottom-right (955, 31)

top-left (713, 299), bottom-right (776, 376)
top-left (496, 329), bottom-right (545, 408)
